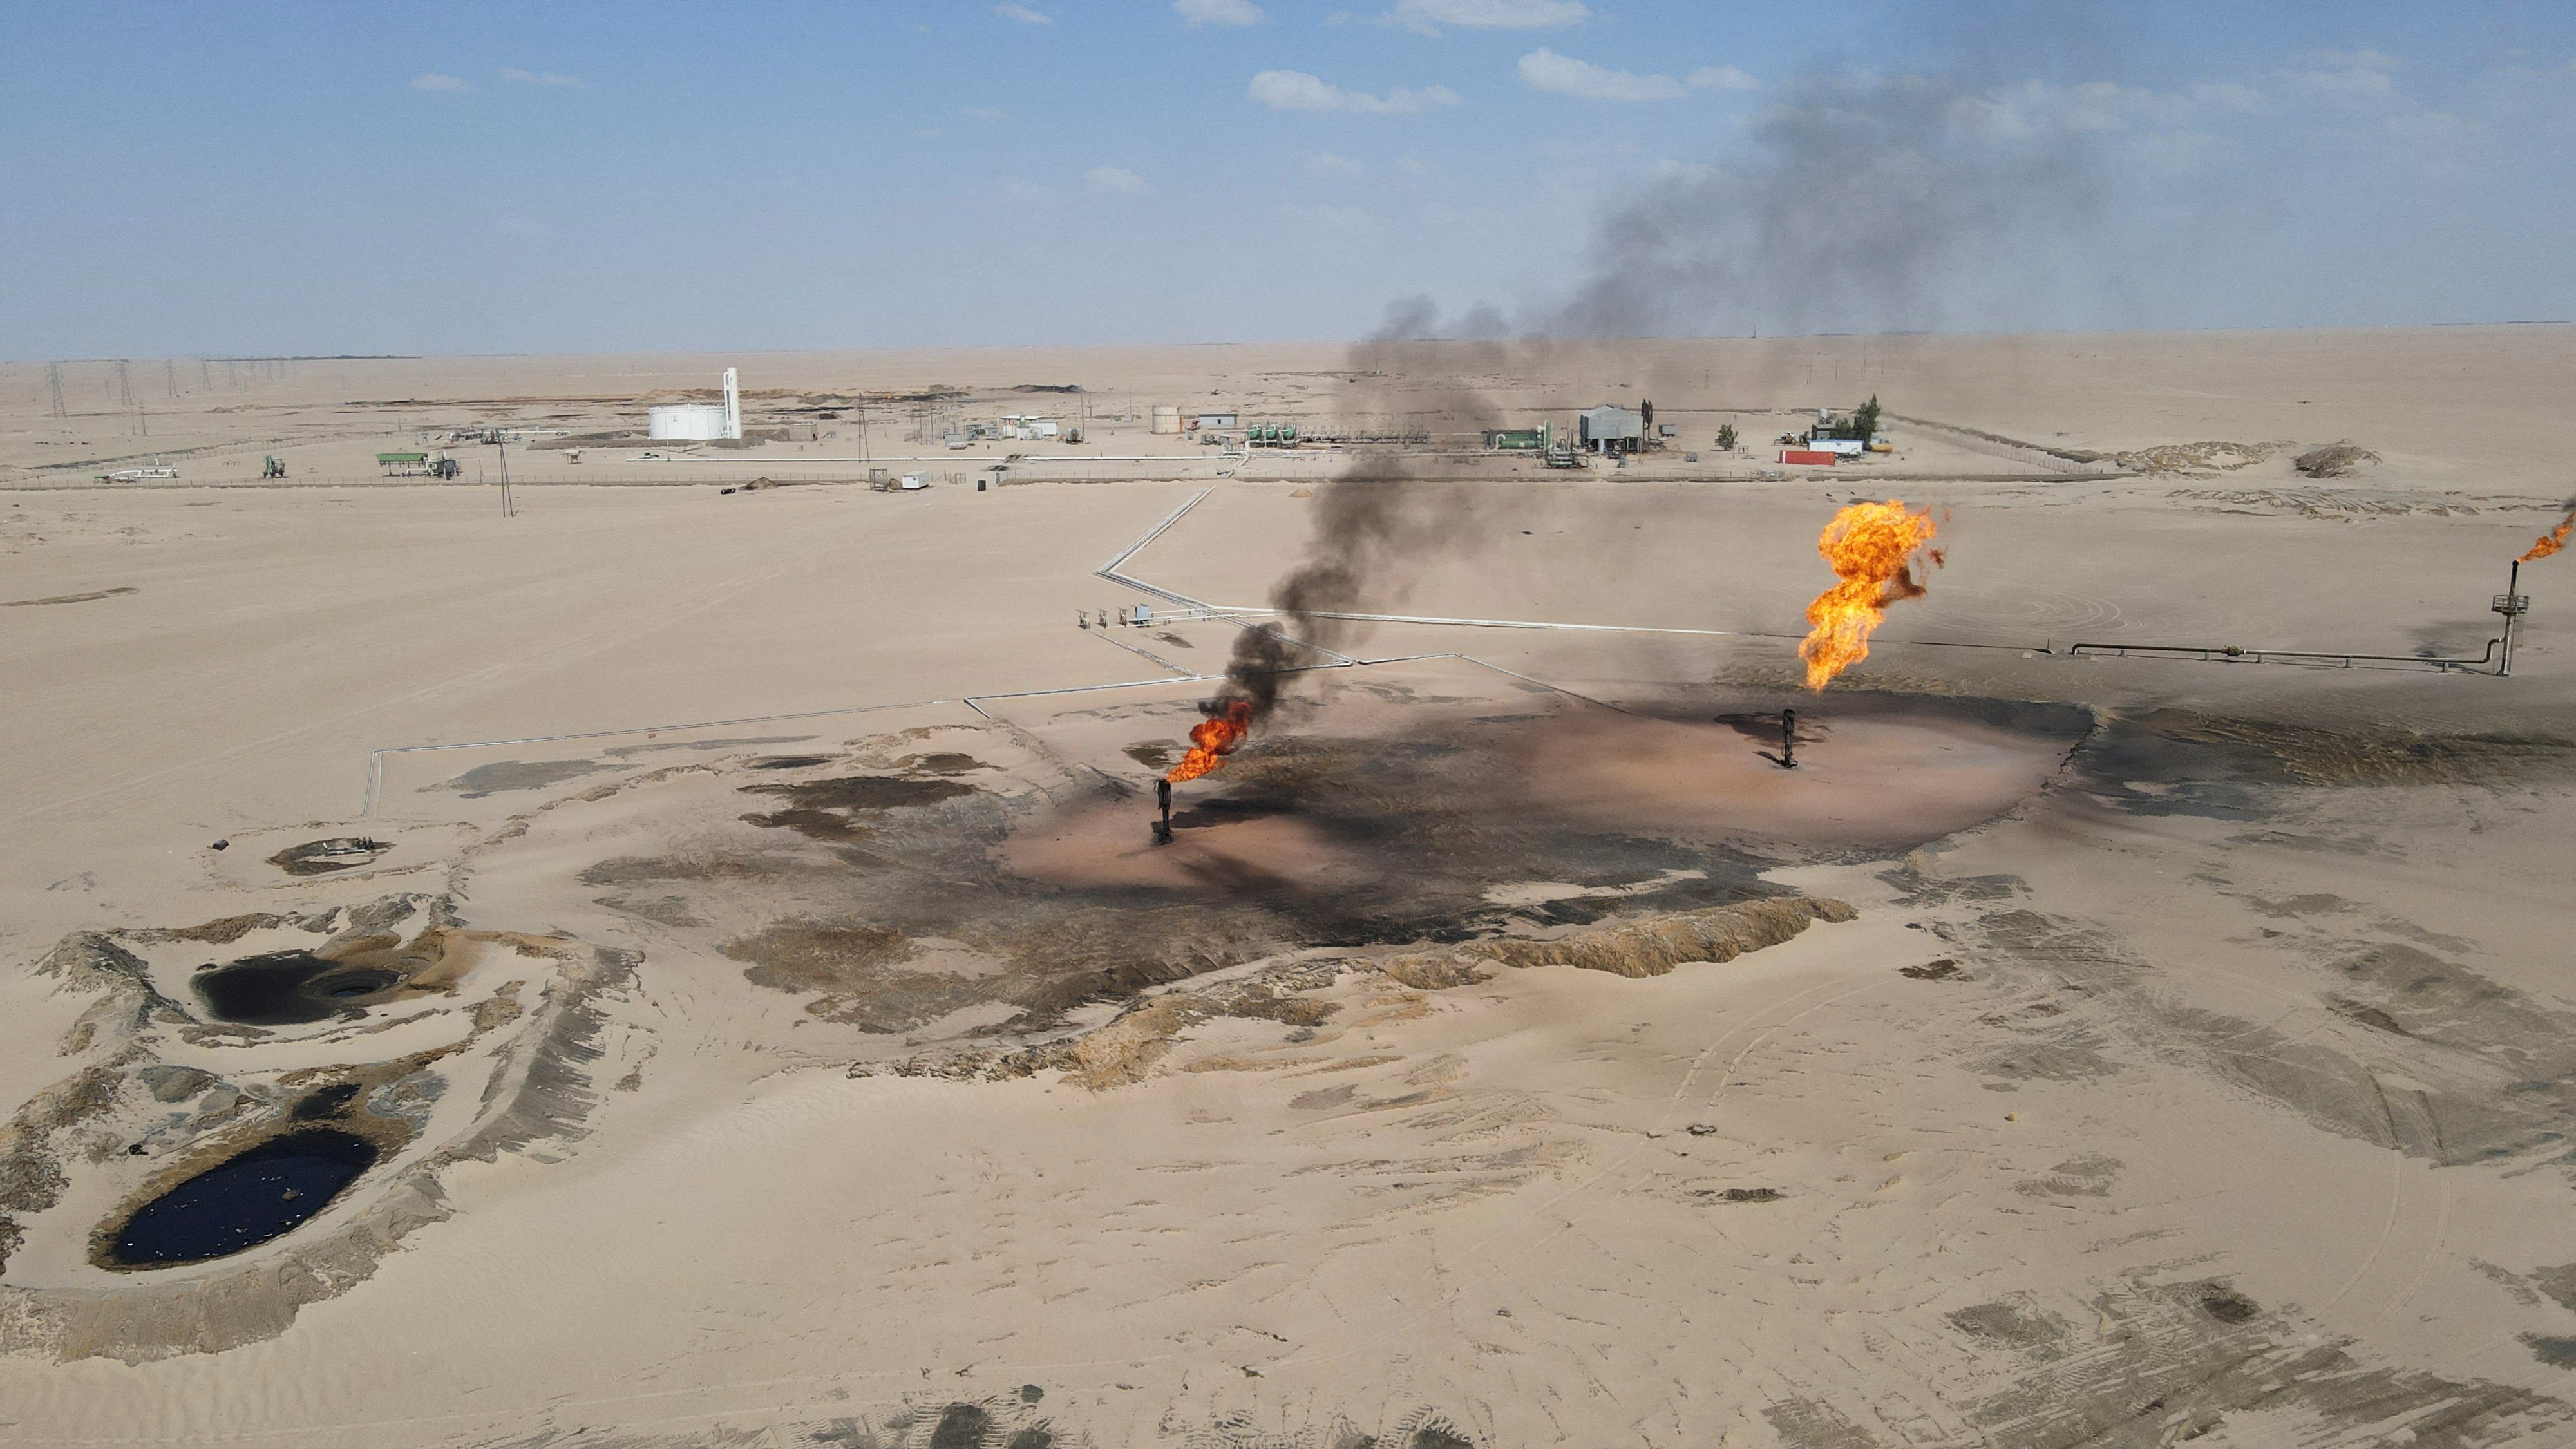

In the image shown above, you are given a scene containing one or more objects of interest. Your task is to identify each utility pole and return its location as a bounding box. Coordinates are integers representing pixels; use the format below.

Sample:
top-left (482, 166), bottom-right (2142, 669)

top-left (45, 363), bottom-right (66, 417)
top-left (165, 359), bottom-right (178, 397)
top-left (200, 359), bottom-right (211, 390)
top-left (491, 431), bottom-right (515, 518)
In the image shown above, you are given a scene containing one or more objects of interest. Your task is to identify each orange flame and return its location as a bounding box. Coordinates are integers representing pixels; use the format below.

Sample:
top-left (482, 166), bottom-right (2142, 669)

top-left (1797, 500), bottom-right (1942, 690)
top-left (2523, 508), bottom-right (2575, 562)
top-left (1166, 698), bottom-right (1255, 783)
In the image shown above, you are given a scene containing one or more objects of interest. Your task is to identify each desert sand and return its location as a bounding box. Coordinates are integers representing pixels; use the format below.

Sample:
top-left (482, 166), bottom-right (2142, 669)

top-left (2, 328), bottom-right (2573, 1447)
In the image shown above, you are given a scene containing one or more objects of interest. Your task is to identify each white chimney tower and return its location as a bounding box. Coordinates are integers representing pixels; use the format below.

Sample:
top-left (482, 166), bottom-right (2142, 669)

top-left (722, 367), bottom-right (742, 440)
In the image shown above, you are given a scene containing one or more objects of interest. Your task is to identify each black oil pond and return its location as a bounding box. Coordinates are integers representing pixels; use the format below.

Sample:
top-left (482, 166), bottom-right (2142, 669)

top-left (739, 775), bottom-right (976, 812)
top-left (266, 837), bottom-right (393, 877)
top-left (194, 951), bottom-right (406, 1025)
top-left (107, 1128), bottom-right (379, 1267)
top-left (291, 1083), bottom-right (363, 1120)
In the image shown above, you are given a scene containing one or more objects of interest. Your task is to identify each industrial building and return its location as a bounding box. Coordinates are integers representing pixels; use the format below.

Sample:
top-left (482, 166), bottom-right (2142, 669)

top-left (649, 367), bottom-right (743, 441)
top-left (1577, 404), bottom-right (1643, 455)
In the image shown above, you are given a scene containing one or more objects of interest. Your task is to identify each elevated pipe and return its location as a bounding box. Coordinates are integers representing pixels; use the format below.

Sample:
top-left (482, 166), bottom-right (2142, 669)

top-left (2068, 560), bottom-right (2526, 677)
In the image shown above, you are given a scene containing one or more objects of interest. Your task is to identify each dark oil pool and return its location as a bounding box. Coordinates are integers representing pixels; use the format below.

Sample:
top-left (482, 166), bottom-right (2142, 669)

top-left (108, 1128), bottom-right (379, 1267)
top-left (193, 951), bottom-right (404, 1025)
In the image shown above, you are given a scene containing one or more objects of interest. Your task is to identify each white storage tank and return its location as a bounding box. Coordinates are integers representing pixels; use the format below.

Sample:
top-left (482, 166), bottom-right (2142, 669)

top-left (649, 404), bottom-right (729, 440)
top-left (1151, 405), bottom-right (1182, 435)
top-left (648, 367), bottom-right (743, 440)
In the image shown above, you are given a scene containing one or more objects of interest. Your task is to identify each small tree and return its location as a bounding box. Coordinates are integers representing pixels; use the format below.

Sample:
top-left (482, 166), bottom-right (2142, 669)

top-left (1716, 423), bottom-right (1738, 451)
top-left (1853, 395), bottom-right (1882, 440)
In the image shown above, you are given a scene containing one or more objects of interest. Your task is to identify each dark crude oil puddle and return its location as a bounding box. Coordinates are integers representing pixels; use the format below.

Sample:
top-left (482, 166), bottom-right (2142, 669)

top-left (740, 775), bottom-right (976, 811)
top-left (108, 1128), bottom-right (379, 1267)
top-left (194, 951), bottom-right (404, 1025)
top-left (737, 774), bottom-right (981, 843)
top-left (266, 837), bottom-right (392, 877)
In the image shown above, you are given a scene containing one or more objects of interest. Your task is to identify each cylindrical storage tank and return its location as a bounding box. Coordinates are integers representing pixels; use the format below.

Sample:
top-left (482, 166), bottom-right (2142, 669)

top-left (1151, 405), bottom-right (1182, 435)
top-left (649, 404), bottom-right (729, 441)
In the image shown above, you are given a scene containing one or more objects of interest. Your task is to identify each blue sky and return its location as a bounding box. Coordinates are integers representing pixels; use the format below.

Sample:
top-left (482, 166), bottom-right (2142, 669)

top-left (6, 1), bottom-right (2576, 357)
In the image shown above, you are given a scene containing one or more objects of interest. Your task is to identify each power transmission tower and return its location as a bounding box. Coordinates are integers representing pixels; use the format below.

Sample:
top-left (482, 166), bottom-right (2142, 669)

top-left (45, 363), bottom-right (67, 417)
top-left (200, 359), bottom-right (211, 390)
top-left (166, 360), bottom-right (178, 397)
top-left (112, 359), bottom-right (133, 406)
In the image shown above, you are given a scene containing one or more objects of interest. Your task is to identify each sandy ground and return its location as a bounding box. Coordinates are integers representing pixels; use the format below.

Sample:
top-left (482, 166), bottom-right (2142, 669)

top-left (1, 328), bottom-right (2574, 1446)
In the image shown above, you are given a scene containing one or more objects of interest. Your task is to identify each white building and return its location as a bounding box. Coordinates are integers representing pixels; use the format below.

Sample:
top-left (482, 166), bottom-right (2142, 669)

top-left (649, 368), bottom-right (743, 441)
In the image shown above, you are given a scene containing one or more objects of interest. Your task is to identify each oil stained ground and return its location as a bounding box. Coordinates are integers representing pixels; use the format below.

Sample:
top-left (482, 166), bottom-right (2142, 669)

top-left (622, 702), bottom-right (2061, 1036)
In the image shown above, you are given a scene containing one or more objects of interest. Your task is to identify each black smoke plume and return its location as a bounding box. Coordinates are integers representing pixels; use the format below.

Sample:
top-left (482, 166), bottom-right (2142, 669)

top-left (1195, 24), bottom-right (2142, 741)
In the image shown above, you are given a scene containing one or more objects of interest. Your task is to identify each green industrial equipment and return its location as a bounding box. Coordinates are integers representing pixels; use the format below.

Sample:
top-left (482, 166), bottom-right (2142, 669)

top-left (261, 455), bottom-right (286, 478)
top-left (375, 451), bottom-right (461, 479)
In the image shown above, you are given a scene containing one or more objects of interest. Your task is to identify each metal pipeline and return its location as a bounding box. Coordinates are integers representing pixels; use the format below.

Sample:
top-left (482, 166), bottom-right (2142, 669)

top-left (2069, 560), bottom-right (2528, 677)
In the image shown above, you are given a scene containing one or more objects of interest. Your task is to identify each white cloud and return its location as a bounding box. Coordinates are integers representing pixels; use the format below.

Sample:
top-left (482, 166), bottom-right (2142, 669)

top-left (963, 106), bottom-right (1007, 120)
top-left (1175, 0), bottom-right (1267, 25)
top-left (410, 73), bottom-right (471, 93)
top-left (1003, 178), bottom-right (1055, 203)
top-left (1518, 49), bottom-right (1686, 101)
top-left (500, 68), bottom-right (581, 87)
top-left (1386, 0), bottom-right (1587, 35)
top-left (1394, 156), bottom-right (1427, 173)
top-left (994, 3), bottom-right (1052, 24)
top-left (1249, 70), bottom-right (1462, 115)
top-left (2286, 48), bottom-right (2396, 102)
top-left (1279, 201), bottom-right (1376, 234)
top-left (1086, 166), bottom-right (1152, 195)
top-left (1651, 157), bottom-right (1715, 183)
top-left (1949, 78), bottom-right (2269, 141)
top-left (1298, 150), bottom-right (1367, 174)
top-left (1687, 65), bottom-right (1758, 92)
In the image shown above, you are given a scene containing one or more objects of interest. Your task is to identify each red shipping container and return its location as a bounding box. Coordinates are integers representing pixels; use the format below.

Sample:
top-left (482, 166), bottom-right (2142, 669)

top-left (1780, 449), bottom-right (1837, 465)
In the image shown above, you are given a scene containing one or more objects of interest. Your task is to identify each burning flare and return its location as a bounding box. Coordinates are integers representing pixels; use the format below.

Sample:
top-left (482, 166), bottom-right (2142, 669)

top-left (1166, 698), bottom-right (1255, 783)
top-left (2523, 508), bottom-right (2575, 562)
top-left (1797, 500), bottom-right (1942, 690)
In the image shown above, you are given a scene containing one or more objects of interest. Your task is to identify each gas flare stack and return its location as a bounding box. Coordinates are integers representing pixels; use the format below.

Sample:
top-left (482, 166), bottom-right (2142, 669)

top-left (2494, 560), bottom-right (2531, 677)
top-left (1152, 778), bottom-right (1174, 847)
